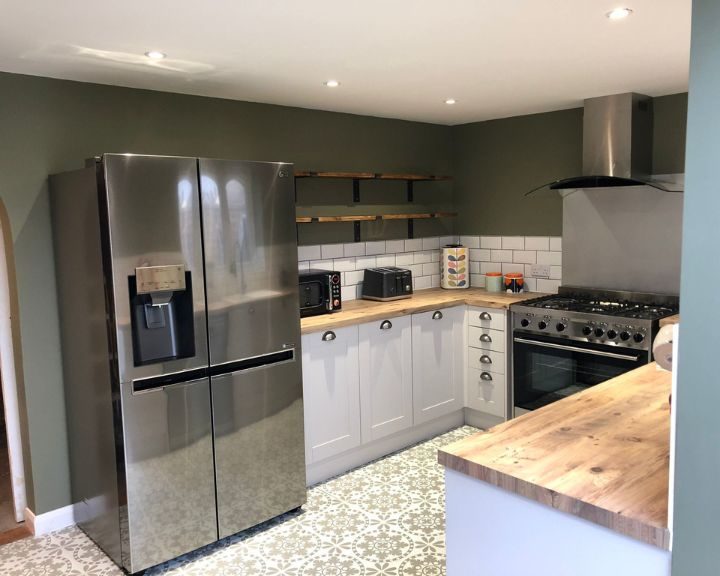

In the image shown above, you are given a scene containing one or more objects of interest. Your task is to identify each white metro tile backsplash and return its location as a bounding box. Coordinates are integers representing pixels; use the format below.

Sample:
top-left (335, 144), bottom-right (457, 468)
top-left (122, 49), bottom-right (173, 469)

top-left (297, 235), bottom-right (562, 299)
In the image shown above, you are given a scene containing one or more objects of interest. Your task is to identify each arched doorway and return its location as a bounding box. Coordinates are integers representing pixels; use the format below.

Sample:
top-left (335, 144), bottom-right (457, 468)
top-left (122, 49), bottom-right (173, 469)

top-left (0, 199), bottom-right (27, 531)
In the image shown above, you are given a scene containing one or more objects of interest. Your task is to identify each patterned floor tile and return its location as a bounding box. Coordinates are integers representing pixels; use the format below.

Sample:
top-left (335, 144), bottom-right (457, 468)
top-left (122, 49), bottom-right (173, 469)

top-left (0, 426), bottom-right (479, 576)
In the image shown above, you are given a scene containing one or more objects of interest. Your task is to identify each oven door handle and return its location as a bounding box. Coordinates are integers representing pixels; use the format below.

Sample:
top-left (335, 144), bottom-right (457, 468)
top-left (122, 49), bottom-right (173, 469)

top-left (513, 337), bottom-right (642, 361)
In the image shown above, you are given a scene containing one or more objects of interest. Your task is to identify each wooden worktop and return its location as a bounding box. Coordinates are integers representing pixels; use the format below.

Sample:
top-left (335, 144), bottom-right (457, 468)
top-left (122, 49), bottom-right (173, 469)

top-left (660, 314), bottom-right (680, 327)
top-left (300, 287), bottom-right (543, 334)
top-left (439, 363), bottom-right (672, 549)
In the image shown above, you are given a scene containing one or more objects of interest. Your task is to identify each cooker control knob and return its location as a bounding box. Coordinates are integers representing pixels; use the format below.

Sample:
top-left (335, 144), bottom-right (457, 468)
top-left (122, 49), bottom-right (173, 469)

top-left (633, 333), bottom-right (645, 343)
top-left (331, 274), bottom-right (341, 285)
top-left (620, 331), bottom-right (631, 341)
top-left (520, 318), bottom-right (530, 327)
top-left (582, 326), bottom-right (592, 336)
top-left (607, 329), bottom-right (618, 339)
top-left (333, 299), bottom-right (340, 307)
top-left (538, 321), bottom-right (548, 330)
top-left (556, 323), bottom-right (566, 332)
top-left (594, 327), bottom-right (605, 338)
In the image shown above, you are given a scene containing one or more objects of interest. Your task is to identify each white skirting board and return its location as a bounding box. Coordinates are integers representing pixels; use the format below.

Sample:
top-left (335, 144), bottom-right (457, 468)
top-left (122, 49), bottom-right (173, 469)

top-left (25, 504), bottom-right (76, 536)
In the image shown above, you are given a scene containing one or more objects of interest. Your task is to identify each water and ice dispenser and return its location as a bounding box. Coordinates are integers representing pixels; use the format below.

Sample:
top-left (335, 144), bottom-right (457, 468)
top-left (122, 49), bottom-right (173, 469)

top-left (129, 265), bottom-right (196, 365)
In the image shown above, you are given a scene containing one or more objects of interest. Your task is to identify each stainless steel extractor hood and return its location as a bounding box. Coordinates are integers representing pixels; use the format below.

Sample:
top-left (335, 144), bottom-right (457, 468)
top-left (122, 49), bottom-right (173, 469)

top-left (527, 93), bottom-right (683, 194)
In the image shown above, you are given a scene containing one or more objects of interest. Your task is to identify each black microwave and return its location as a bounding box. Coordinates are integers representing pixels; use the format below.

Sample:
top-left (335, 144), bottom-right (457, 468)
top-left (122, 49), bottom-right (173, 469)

top-left (299, 269), bottom-right (342, 318)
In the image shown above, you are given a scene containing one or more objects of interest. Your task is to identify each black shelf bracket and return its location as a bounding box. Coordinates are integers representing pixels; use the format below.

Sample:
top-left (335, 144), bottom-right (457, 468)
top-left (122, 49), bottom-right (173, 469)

top-left (353, 179), bottom-right (360, 203)
top-left (407, 181), bottom-right (414, 202)
top-left (407, 218), bottom-right (414, 239)
top-left (354, 221), bottom-right (361, 242)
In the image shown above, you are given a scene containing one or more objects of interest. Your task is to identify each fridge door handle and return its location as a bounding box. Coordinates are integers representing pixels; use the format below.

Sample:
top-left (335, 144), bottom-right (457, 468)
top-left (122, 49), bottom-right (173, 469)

top-left (209, 348), bottom-right (295, 378)
top-left (131, 367), bottom-right (209, 395)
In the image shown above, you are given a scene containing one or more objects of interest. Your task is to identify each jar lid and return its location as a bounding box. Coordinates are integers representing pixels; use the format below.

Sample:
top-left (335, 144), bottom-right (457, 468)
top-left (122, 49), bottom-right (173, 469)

top-left (504, 273), bottom-right (524, 279)
top-left (485, 272), bottom-right (502, 277)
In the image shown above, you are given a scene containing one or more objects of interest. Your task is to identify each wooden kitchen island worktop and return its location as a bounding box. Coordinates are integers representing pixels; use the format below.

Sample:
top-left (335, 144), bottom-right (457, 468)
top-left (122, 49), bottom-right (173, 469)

top-left (439, 362), bottom-right (672, 549)
top-left (300, 287), bottom-right (543, 334)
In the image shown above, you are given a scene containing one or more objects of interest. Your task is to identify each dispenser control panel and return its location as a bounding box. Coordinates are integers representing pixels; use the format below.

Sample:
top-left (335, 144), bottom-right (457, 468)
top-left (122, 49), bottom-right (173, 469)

top-left (136, 265), bottom-right (186, 294)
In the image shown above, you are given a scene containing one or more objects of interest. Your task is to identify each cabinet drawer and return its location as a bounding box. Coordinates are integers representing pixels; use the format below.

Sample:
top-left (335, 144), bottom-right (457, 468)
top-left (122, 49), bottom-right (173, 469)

top-left (467, 368), bottom-right (506, 418)
top-left (468, 307), bottom-right (506, 331)
top-left (468, 327), bottom-right (506, 353)
top-left (467, 348), bottom-right (505, 374)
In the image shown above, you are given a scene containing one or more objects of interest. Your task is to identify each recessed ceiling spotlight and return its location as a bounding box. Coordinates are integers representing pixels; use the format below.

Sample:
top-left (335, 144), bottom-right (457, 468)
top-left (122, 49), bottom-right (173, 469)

top-left (607, 7), bottom-right (633, 20)
top-left (445, 98), bottom-right (457, 105)
top-left (324, 79), bottom-right (340, 88)
top-left (144, 50), bottom-right (166, 60)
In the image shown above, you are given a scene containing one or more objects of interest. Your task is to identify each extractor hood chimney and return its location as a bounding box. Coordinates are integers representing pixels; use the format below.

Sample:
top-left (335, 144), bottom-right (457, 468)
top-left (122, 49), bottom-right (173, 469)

top-left (527, 93), bottom-right (682, 194)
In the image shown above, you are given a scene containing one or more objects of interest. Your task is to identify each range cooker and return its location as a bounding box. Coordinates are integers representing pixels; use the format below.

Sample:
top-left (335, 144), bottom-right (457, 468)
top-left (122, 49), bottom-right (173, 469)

top-left (510, 286), bottom-right (678, 415)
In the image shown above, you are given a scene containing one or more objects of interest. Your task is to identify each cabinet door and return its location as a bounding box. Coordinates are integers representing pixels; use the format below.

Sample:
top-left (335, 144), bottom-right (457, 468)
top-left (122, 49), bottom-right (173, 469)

top-left (467, 368), bottom-right (507, 418)
top-left (301, 326), bottom-right (360, 463)
top-left (411, 306), bottom-right (465, 424)
top-left (359, 315), bottom-right (413, 443)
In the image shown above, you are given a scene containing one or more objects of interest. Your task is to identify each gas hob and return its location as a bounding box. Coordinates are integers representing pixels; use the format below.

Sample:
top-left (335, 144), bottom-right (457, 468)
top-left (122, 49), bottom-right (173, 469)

top-left (510, 286), bottom-right (679, 351)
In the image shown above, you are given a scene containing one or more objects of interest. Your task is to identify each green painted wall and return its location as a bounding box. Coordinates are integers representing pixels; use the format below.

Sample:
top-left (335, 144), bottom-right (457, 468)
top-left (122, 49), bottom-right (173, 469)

top-left (672, 0), bottom-right (720, 573)
top-left (0, 71), bottom-right (452, 513)
top-left (452, 108), bottom-right (582, 236)
top-left (452, 94), bottom-right (688, 236)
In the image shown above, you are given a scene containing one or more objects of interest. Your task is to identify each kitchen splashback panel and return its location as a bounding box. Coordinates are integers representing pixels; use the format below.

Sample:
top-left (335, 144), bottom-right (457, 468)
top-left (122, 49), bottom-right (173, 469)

top-left (563, 188), bottom-right (682, 295)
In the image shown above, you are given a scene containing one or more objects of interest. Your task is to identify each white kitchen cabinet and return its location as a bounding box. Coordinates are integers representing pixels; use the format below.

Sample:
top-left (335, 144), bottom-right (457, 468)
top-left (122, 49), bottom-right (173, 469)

top-left (359, 315), bottom-right (413, 443)
top-left (411, 306), bottom-right (465, 425)
top-left (468, 326), bottom-right (506, 353)
top-left (466, 306), bottom-right (509, 421)
top-left (466, 368), bottom-right (506, 418)
top-left (301, 325), bottom-right (360, 463)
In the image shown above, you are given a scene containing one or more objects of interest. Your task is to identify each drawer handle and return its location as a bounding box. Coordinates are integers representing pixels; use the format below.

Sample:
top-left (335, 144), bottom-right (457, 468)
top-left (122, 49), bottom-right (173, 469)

top-left (480, 355), bottom-right (492, 364)
top-left (479, 334), bottom-right (492, 343)
top-left (479, 312), bottom-right (492, 321)
top-left (480, 372), bottom-right (493, 381)
top-left (432, 311), bottom-right (443, 320)
top-left (322, 331), bottom-right (336, 342)
top-left (380, 320), bottom-right (393, 330)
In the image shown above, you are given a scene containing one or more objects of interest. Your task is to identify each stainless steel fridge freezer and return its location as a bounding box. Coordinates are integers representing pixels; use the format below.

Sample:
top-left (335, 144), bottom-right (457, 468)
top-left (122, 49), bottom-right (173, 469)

top-left (50, 154), bottom-right (306, 574)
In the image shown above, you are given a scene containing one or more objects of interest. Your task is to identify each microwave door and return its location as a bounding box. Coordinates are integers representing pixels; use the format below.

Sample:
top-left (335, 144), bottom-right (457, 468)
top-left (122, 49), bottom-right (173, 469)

top-left (300, 281), bottom-right (325, 311)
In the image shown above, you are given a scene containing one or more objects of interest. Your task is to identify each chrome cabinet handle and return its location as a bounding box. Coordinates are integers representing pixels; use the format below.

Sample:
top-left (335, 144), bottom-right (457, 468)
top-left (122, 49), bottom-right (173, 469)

top-left (432, 311), bottom-right (443, 320)
top-left (479, 334), bottom-right (492, 343)
top-left (480, 372), bottom-right (493, 381)
top-left (322, 331), bottom-right (336, 342)
top-left (479, 312), bottom-right (492, 321)
top-left (479, 355), bottom-right (492, 364)
top-left (380, 320), bottom-right (393, 330)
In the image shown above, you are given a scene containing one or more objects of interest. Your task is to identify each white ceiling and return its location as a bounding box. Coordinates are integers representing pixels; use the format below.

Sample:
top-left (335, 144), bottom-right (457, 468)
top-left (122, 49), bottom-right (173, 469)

top-left (0, 0), bottom-right (691, 125)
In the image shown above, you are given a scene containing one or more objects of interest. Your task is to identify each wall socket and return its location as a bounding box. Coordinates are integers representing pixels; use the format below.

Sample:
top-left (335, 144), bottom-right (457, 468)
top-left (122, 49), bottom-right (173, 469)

top-left (530, 264), bottom-right (551, 278)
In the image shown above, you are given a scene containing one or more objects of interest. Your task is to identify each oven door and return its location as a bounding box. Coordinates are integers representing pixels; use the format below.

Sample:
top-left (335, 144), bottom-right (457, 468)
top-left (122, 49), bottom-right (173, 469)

top-left (299, 280), bottom-right (329, 317)
top-left (512, 333), bottom-right (646, 415)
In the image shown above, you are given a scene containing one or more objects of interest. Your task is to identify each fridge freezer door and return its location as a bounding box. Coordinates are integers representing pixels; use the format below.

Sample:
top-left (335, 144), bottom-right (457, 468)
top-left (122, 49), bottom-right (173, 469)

top-left (198, 159), bottom-right (301, 364)
top-left (102, 154), bottom-right (209, 383)
top-left (212, 357), bottom-right (306, 538)
top-left (120, 376), bottom-right (217, 573)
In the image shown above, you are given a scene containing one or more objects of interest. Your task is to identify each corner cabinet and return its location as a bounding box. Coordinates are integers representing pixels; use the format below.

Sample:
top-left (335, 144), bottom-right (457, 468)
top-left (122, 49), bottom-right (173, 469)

top-left (411, 306), bottom-right (466, 424)
top-left (359, 315), bottom-right (413, 443)
top-left (301, 325), bottom-right (360, 463)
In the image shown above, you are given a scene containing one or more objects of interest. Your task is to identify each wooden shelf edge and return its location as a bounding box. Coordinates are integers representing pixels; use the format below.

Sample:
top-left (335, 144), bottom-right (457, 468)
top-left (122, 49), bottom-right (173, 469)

top-left (296, 212), bottom-right (457, 223)
top-left (295, 170), bottom-right (452, 181)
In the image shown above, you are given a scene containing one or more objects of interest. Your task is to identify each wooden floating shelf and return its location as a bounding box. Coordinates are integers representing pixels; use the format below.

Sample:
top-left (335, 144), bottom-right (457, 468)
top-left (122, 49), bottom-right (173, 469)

top-left (295, 170), bottom-right (451, 181)
top-left (296, 212), bottom-right (457, 223)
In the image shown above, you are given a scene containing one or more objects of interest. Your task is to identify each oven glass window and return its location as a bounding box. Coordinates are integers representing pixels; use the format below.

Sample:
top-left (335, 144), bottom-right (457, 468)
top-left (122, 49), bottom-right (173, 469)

top-left (513, 335), bottom-right (643, 412)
